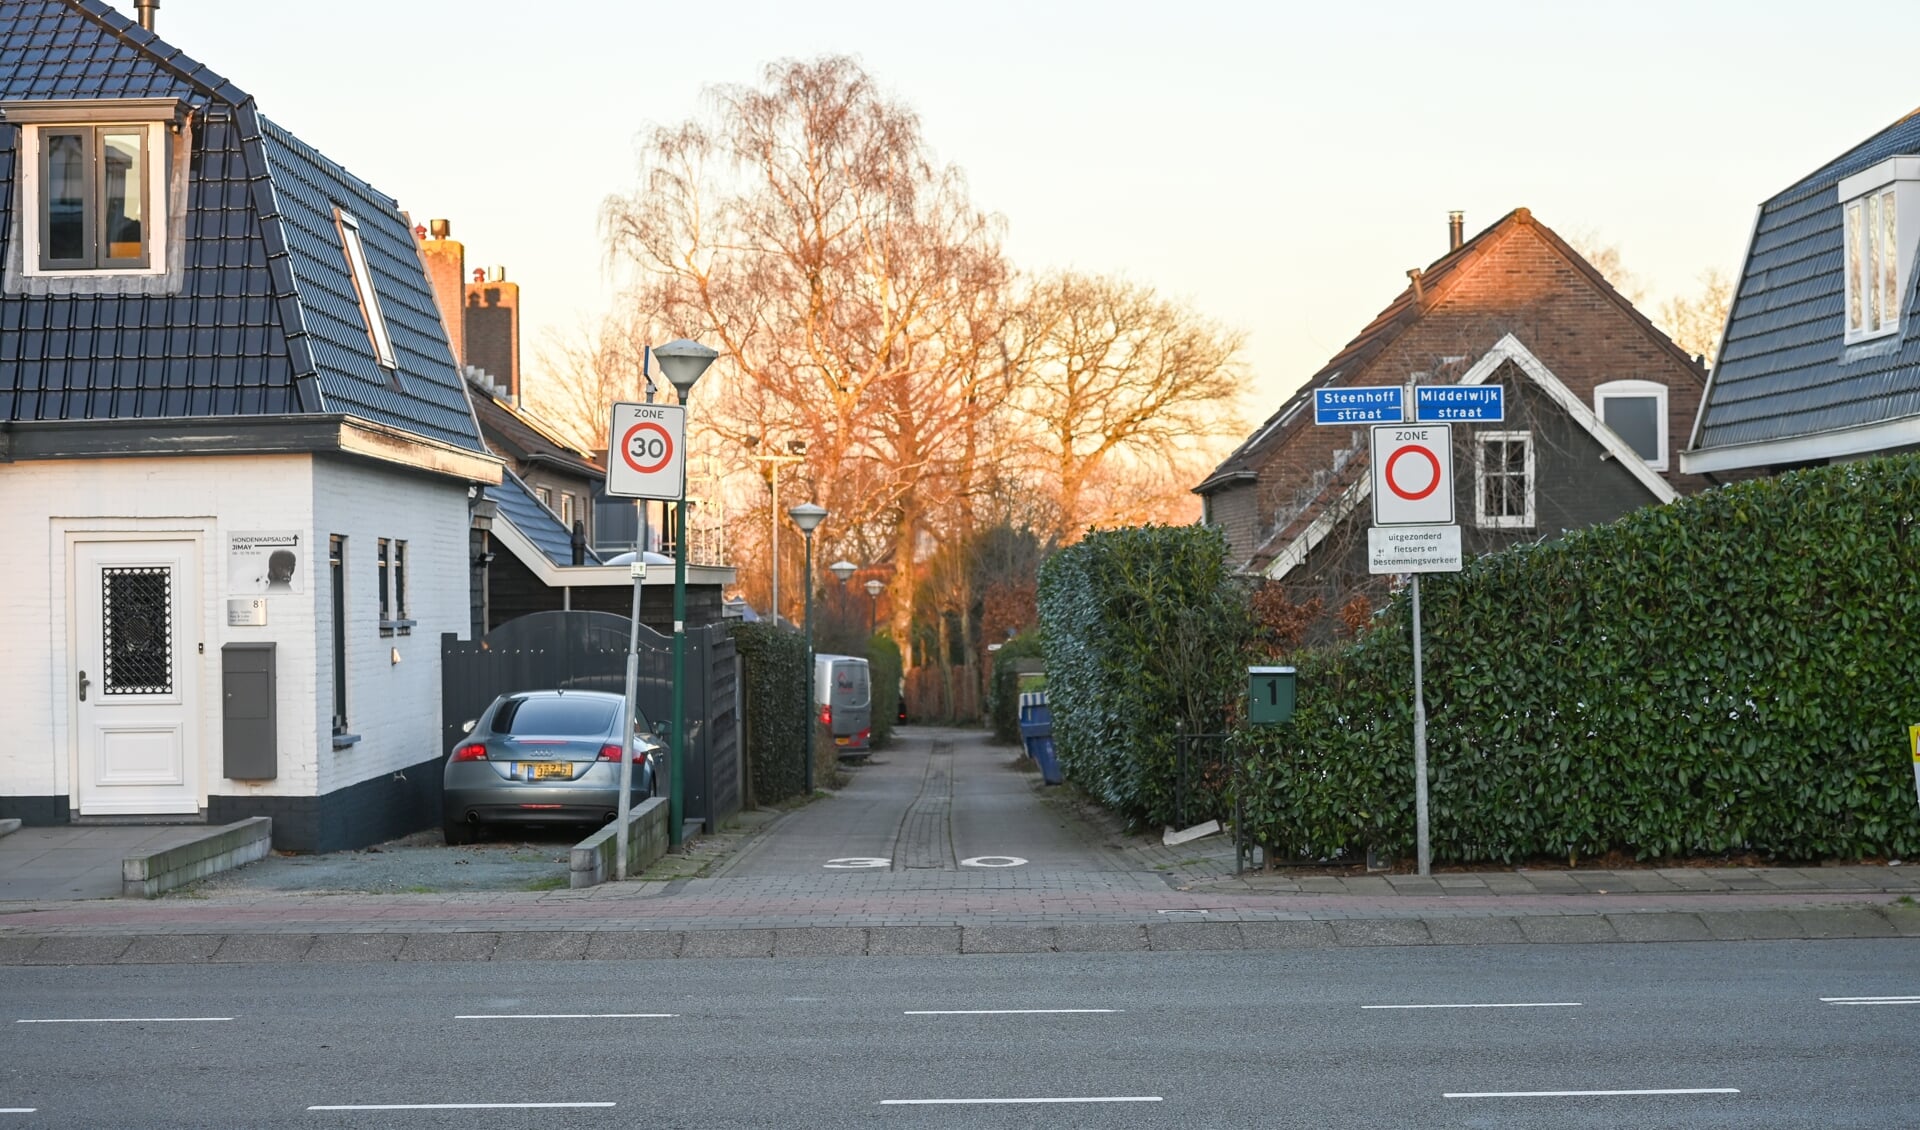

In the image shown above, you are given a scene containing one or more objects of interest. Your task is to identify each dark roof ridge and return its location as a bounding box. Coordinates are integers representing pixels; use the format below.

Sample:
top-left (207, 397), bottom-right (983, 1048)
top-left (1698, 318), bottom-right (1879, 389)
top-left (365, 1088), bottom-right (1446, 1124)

top-left (63, 0), bottom-right (250, 107)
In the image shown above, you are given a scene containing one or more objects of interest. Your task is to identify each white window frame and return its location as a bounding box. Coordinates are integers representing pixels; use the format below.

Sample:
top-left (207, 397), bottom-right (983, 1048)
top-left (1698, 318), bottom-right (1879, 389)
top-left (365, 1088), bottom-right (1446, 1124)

top-left (16, 117), bottom-right (171, 278)
top-left (1474, 430), bottom-right (1534, 530)
top-left (333, 208), bottom-right (398, 370)
top-left (1593, 379), bottom-right (1669, 471)
top-left (1843, 186), bottom-right (1901, 343)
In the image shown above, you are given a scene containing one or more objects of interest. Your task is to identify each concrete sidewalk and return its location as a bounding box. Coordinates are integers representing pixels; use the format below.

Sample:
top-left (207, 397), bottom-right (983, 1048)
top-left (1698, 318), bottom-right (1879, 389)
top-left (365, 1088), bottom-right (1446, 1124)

top-left (3, 726), bottom-right (1917, 963)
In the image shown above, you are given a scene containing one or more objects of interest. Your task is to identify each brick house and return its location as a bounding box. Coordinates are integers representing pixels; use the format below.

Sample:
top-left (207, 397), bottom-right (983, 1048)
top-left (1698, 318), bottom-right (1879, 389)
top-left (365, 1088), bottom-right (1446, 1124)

top-left (0, 0), bottom-right (505, 848)
top-left (1197, 209), bottom-right (1710, 635)
top-left (1684, 110), bottom-right (1920, 474)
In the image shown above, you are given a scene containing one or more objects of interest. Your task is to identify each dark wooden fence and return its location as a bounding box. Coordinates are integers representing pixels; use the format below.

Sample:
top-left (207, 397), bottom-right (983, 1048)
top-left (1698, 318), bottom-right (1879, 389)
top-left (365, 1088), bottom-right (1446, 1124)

top-left (441, 611), bottom-right (740, 831)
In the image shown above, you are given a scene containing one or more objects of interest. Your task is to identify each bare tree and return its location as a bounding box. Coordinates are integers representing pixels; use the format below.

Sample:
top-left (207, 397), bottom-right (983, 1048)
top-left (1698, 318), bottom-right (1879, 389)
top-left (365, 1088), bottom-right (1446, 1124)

top-left (1008, 271), bottom-right (1245, 540)
top-left (600, 57), bottom-right (1012, 647)
top-left (530, 307), bottom-right (661, 451)
top-left (1657, 267), bottom-right (1734, 365)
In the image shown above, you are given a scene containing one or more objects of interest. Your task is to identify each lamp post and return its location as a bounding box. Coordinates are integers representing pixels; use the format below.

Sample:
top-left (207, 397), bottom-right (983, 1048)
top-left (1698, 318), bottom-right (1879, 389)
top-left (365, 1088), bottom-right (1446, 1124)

top-left (654, 337), bottom-right (718, 851)
top-left (788, 502), bottom-right (828, 794)
top-left (865, 578), bottom-right (884, 636)
top-left (828, 559), bottom-right (856, 629)
top-left (747, 439), bottom-right (806, 623)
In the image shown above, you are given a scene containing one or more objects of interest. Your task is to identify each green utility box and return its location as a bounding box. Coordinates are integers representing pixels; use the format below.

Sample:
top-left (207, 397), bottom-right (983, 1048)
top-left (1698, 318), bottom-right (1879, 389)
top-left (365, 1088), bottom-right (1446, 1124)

top-left (1248, 665), bottom-right (1297, 725)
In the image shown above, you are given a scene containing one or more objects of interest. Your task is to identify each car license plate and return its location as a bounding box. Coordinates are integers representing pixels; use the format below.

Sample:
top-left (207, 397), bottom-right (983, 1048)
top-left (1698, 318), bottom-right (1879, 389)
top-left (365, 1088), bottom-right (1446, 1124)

top-left (530, 762), bottom-right (571, 780)
top-left (834, 736), bottom-right (849, 746)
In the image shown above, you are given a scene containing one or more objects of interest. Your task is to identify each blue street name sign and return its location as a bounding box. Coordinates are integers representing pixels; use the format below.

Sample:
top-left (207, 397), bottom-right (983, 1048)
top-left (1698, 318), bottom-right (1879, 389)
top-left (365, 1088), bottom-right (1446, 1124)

top-left (1414, 384), bottom-right (1504, 422)
top-left (1314, 386), bottom-right (1405, 425)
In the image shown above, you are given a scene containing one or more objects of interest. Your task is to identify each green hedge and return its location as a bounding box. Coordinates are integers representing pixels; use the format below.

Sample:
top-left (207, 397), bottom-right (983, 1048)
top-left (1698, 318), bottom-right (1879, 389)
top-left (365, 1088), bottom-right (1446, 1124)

top-left (988, 631), bottom-right (1046, 744)
top-left (1236, 455), bottom-right (1920, 864)
top-left (729, 622), bottom-right (809, 805)
top-left (1037, 525), bottom-right (1253, 827)
top-left (867, 632), bottom-right (903, 748)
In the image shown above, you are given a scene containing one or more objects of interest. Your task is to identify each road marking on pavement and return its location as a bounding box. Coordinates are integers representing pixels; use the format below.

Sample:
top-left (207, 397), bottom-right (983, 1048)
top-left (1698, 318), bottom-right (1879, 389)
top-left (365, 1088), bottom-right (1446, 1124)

top-left (0, 1109), bottom-right (36, 1114)
top-left (456, 1014), bottom-right (677, 1020)
top-left (904, 1009), bottom-right (1120, 1015)
top-left (824, 857), bottom-right (891, 869)
top-left (16, 1017), bottom-right (232, 1024)
top-left (959, 856), bottom-right (1027, 868)
top-left (1444, 1088), bottom-right (1739, 1099)
top-left (1365, 1002), bottom-right (1581, 1010)
top-left (307, 1103), bottom-right (616, 1111)
top-left (880, 1097), bottom-right (1162, 1105)
top-left (1821, 996), bottom-right (1920, 1005)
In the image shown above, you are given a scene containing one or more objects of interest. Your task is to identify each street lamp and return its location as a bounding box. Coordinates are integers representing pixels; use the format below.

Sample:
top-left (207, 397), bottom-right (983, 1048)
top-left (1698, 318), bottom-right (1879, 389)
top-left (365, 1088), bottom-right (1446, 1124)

top-left (656, 338), bottom-right (717, 852)
top-left (865, 577), bottom-right (884, 636)
top-left (788, 501), bottom-right (828, 795)
top-left (747, 437), bottom-right (806, 623)
top-left (828, 559), bottom-right (856, 585)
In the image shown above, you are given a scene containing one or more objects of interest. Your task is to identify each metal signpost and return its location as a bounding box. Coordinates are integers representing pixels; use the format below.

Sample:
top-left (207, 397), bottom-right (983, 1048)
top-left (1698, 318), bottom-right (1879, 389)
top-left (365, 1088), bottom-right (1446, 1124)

top-left (1368, 422), bottom-right (1460, 878)
top-left (604, 399), bottom-right (687, 879)
top-left (1910, 724), bottom-right (1920, 811)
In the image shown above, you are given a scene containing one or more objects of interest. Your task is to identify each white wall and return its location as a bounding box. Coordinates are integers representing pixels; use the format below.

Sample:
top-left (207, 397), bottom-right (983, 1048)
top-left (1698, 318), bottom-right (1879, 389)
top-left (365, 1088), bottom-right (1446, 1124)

top-left (311, 456), bottom-right (471, 794)
top-left (0, 454), bottom-right (315, 805)
top-left (0, 451), bottom-right (472, 810)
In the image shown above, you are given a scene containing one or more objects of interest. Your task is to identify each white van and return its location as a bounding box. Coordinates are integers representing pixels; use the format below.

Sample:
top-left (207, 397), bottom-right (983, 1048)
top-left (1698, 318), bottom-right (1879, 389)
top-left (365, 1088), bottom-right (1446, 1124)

top-left (813, 654), bottom-right (873, 754)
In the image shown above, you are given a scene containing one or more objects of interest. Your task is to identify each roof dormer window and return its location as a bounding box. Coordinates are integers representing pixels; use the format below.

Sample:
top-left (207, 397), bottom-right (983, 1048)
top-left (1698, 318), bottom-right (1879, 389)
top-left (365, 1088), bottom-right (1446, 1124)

top-left (1838, 156), bottom-right (1920, 345)
top-left (2, 98), bottom-right (181, 282)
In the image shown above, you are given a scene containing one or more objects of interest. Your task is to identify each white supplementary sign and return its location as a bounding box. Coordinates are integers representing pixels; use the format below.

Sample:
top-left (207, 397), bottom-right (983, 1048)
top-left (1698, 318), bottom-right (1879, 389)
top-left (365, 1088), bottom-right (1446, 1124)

top-left (1371, 424), bottom-right (1454, 525)
top-left (604, 402), bottom-right (687, 501)
top-left (1368, 525), bottom-right (1463, 574)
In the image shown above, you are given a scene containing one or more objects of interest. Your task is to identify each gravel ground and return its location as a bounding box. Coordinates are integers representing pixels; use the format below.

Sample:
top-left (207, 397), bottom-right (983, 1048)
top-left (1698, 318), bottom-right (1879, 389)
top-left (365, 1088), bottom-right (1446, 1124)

top-left (173, 828), bottom-right (579, 895)
top-left (169, 808), bottom-right (791, 897)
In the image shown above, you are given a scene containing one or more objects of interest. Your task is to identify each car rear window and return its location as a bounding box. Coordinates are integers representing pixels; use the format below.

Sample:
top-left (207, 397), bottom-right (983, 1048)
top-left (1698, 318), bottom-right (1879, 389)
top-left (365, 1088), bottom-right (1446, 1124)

top-left (833, 664), bottom-right (870, 706)
top-left (491, 697), bottom-right (618, 736)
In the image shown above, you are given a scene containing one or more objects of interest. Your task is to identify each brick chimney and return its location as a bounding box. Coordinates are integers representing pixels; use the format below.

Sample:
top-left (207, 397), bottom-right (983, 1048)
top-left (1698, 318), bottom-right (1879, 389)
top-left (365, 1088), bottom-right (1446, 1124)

top-left (416, 219), bottom-right (466, 367)
top-left (464, 266), bottom-right (521, 401)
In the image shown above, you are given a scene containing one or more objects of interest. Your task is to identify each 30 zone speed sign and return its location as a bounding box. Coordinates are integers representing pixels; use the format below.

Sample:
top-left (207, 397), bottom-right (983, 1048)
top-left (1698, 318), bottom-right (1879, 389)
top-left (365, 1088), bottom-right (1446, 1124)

top-left (605, 402), bottom-right (687, 500)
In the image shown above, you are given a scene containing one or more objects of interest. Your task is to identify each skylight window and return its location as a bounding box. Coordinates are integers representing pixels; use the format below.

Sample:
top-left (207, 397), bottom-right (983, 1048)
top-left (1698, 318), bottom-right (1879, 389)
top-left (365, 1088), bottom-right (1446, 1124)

top-left (334, 208), bottom-right (398, 370)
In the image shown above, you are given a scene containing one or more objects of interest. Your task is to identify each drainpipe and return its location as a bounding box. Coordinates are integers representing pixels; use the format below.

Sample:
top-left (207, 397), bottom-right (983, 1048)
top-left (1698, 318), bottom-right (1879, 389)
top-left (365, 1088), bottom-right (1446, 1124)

top-left (135, 0), bottom-right (158, 30)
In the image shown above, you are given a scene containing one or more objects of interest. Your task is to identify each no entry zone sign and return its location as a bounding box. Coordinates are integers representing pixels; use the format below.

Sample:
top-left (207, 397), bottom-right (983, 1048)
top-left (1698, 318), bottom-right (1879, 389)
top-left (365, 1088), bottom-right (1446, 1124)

top-left (1371, 424), bottom-right (1454, 525)
top-left (605, 402), bottom-right (687, 500)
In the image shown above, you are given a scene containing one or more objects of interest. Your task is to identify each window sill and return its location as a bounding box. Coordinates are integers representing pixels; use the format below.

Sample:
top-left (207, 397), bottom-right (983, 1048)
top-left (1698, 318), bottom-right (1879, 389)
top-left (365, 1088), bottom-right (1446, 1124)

top-left (331, 731), bottom-right (362, 750)
top-left (379, 619), bottom-right (416, 638)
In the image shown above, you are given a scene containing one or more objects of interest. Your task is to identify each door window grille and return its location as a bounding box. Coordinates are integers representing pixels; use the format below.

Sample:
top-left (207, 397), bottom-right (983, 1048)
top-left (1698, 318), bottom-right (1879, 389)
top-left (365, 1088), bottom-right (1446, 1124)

top-left (101, 566), bottom-right (172, 694)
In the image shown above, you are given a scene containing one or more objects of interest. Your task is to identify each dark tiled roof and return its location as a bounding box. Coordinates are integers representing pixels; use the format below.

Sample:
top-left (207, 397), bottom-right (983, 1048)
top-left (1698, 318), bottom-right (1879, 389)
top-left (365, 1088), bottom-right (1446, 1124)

top-left (1695, 110), bottom-right (1920, 452)
top-left (0, 0), bottom-right (483, 452)
top-left (470, 387), bottom-right (604, 479)
top-left (487, 469), bottom-right (600, 567)
top-left (1197, 209), bottom-right (1702, 494)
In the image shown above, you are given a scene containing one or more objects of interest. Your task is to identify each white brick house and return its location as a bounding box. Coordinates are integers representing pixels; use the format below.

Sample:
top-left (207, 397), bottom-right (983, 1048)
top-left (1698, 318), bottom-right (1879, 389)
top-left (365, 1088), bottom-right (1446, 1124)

top-left (0, 1), bottom-right (502, 849)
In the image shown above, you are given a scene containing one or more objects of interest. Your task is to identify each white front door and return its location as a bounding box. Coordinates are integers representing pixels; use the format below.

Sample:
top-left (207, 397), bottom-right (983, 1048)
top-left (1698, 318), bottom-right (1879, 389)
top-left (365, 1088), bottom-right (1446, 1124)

top-left (72, 539), bottom-right (201, 816)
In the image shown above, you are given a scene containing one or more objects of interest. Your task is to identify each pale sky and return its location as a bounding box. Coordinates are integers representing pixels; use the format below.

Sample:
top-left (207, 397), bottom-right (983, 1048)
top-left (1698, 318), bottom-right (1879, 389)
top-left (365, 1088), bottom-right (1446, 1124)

top-left (156, 0), bottom-right (1920, 423)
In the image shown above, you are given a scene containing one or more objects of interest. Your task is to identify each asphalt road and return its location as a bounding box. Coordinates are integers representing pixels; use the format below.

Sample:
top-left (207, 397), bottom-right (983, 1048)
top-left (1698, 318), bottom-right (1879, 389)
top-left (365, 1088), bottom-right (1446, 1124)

top-left (2, 940), bottom-right (1917, 1128)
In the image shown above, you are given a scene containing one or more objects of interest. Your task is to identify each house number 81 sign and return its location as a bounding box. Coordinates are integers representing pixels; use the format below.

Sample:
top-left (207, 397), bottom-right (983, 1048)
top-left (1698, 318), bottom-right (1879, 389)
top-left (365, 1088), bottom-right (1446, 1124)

top-left (605, 402), bottom-right (687, 501)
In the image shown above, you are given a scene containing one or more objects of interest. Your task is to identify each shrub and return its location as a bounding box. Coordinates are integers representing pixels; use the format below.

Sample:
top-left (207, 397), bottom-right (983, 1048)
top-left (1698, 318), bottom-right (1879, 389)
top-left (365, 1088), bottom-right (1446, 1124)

top-left (1037, 524), bottom-right (1253, 826)
top-left (729, 621), bottom-right (809, 805)
top-left (987, 630), bottom-right (1047, 744)
top-left (1236, 455), bottom-right (1920, 864)
top-left (867, 631), bottom-right (903, 748)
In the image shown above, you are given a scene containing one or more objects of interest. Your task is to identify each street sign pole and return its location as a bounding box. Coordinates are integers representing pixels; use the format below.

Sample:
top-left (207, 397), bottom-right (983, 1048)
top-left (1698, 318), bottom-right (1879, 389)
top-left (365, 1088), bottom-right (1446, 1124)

top-left (1412, 575), bottom-right (1431, 877)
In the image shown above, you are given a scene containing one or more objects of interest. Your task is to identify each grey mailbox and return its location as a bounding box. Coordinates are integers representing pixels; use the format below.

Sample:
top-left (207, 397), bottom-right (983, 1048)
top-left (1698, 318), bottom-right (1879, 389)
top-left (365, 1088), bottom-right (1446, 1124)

top-left (222, 643), bottom-right (277, 780)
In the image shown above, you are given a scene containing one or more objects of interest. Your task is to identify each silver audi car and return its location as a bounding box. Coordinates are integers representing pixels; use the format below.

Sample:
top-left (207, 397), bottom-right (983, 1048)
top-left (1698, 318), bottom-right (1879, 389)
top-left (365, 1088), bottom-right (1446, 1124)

top-left (442, 690), bottom-right (661, 845)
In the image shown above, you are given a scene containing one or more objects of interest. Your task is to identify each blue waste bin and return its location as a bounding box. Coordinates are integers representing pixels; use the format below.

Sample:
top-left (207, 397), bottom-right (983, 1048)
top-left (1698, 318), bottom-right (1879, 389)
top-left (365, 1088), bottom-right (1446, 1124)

top-left (1017, 692), bottom-right (1063, 786)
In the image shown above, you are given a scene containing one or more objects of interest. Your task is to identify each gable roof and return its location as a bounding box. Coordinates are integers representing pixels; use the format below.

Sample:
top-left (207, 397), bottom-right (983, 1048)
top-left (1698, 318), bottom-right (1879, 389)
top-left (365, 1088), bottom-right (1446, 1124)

top-left (485, 468), bottom-right (601, 568)
top-left (1197, 208), bottom-right (1703, 495)
top-left (468, 381), bottom-right (604, 481)
top-left (1260, 335), bottom-right (1678, 579)
top-left (0, 0), bottom-right (486, 454)
top-left (1686, 109), bottom-right (1920, 471)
